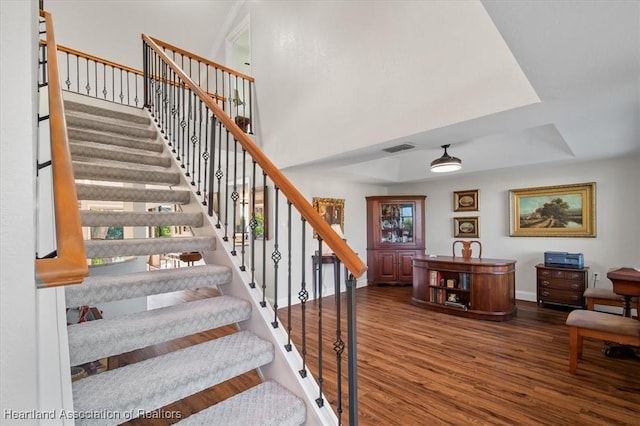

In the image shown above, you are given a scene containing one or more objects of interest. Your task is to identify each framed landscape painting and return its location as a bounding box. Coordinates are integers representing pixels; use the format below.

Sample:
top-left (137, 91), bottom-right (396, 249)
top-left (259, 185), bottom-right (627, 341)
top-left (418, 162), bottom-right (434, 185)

top-left (312, 197), bottom-right (344, 239)
top-left (454, 216), bottom-right (479, 238)
top-left (509, 182), bottom-right (596, 237)
top-left (454, 189), bottom-right (479, 212)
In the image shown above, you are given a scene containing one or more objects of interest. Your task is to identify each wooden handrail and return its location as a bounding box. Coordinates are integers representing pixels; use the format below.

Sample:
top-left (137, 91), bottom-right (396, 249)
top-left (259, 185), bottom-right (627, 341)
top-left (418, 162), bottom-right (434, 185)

top-left (36, 11), bottom-right (88, 287)
top-left (143, 34), bottom-right (367, 279)
top-left (150, 36), bottom-right (255, 82)
top-left (53, 42), bottom-right (226, 103)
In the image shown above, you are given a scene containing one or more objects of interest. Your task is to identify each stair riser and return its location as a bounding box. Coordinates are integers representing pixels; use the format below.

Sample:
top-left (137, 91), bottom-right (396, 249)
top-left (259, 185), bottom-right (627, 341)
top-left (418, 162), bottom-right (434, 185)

top-left (65, 100), bottom-right (151, 125)
top-left (65, 265), bottom-right (231, 307)
top-left (72, 332), bottom-right (274, 426)
top-left (80, 211), bottom-right (203, 228)
top-left (73, 162), bottom-right (180, 186)
top-left (84, 236), bottom-right (215, 258)
top-left (68, 128), bottom-right (163, 152)
top-left (67, 114), bottom-right (157, 139)
top-left (68, 296), bottom-right (252, 365)
top-left (75, 184), bottom-right (191, 204)
top-left (70, 143), bottom-right (171, 167)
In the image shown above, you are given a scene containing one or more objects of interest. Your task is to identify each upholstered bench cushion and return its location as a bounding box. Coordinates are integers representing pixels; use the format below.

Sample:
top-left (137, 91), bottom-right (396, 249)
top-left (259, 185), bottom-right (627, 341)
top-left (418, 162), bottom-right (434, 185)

top-left (566, 310), bottom-right (640, 337)
top-left (583, 288), bottom-right (625, 300)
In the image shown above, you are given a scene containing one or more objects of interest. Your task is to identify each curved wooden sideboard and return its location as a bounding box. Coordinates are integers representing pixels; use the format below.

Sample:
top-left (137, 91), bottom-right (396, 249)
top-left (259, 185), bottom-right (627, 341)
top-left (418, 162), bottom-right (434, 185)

top-left (412, 255), bottom-right (517, 321)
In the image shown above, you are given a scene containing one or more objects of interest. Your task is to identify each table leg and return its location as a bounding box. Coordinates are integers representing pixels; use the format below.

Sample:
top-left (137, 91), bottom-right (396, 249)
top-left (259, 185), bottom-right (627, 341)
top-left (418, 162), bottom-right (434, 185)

top-left (622, 295), bottom-right (632, 318)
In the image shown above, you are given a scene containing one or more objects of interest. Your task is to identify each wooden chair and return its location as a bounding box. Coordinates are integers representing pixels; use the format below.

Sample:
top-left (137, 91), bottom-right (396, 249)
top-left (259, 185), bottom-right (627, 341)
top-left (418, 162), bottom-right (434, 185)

top-left (565, 309), bottom-right (640, 374)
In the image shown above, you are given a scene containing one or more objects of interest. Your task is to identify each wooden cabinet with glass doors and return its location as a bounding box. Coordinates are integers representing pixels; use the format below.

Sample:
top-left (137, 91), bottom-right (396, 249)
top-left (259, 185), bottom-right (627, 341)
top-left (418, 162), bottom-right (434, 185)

top-left (366, 195), bottom-right (426, 286)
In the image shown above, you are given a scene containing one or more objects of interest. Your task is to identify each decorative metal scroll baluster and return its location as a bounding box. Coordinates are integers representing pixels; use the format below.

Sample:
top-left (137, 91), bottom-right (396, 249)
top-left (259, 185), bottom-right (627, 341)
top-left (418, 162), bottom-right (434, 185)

top-left (214, 121), bottom-right (223, 229)
top-left (315, 237), bottom-right (324, 408)
top-left (239, 148), bottom-right (248, 271)
top-left (222, 129), bottom-right (231, 242)
top-left (185, 90), bottom-right (193, 177)
top-left (230, 138), bottom-right (239, 256)
top-left (75, 55), bottom-right (79, 93)
top-left (197, 102), bottom-right (207, 196)
top-left (206, 115), bottom-right (217, 214)
top-left (298, 218), bottom-right (309, 378)
top-left (178, 85), bottom-right (186, 164)
top-left (260, 172), bottom-right (268, 308)
top-left (102, 63), bottom-right (107, 99)
top-left (248, 160), bottom-right (258, 288)
top-left (119, 68), bottom-right (124, 103)
top-left (284, 201), bottom-right (293, 352)
top-left (270, 187), bottom-right (281, 329)
top-left (334, 262), bottom-right (345, 424)
top-left (65, 52), bottom-right (71, 89)
top-left (93, 60), bottom-right (97, 98)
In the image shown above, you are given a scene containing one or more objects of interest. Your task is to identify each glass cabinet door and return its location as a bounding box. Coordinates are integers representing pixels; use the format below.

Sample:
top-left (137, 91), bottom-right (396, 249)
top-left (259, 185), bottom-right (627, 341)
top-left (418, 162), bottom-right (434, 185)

top-left (379, 202), bottom-right (414, 244)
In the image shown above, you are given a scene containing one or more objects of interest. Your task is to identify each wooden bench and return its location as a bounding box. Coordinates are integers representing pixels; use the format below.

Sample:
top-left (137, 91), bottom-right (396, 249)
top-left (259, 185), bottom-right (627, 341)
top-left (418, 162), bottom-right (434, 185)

top-left (565, 309), bottom-right (640, 374)
top-left (584, 287), bottom-right (639, 314)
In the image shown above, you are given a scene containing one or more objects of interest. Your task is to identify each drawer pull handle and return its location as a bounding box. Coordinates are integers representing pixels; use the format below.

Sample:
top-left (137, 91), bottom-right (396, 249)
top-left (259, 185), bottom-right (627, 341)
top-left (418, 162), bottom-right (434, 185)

top-left (542, 281), bottom-right (550, 287)
top-left (571, 284), bottom-right (581, 289)
top-left (542, 291), bottom-right (550, 297)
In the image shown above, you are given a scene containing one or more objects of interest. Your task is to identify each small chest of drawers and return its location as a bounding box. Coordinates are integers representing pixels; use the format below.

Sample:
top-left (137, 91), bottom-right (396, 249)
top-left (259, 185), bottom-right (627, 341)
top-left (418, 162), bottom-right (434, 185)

top-left (535, 264), bottom-right (589, 308)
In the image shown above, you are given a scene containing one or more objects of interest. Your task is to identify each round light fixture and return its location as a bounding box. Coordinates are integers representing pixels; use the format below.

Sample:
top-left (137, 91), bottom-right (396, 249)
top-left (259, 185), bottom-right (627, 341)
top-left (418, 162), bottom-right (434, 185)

top-left (430, 144), bottom-right (462, 173)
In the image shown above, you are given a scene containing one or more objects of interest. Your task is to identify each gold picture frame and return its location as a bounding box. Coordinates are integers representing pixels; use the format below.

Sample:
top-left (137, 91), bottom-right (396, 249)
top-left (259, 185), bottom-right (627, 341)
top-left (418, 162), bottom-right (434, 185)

top-left (454, 216), bottom-right (479, 238)
top-left (312, 197), bottom-right (345, 239)
top-left (509, 182), bottom-right (596, 237)
top-left (454, 189), bottom-right (479, 212)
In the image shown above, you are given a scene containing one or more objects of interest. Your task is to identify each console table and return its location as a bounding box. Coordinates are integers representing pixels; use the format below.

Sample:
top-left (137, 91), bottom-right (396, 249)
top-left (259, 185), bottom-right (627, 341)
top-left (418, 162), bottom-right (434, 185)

top-left (412, 255), bottom-right (517, 321)
top-left (311, 252), bottom-right (349, 300)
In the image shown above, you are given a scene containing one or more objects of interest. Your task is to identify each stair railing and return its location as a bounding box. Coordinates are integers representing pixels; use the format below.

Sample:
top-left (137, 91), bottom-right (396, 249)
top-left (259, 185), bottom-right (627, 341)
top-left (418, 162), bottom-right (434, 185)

top-left (142, 34), bottom-right (366, 425)
top-left (36, 10), bottom-right (88, 287)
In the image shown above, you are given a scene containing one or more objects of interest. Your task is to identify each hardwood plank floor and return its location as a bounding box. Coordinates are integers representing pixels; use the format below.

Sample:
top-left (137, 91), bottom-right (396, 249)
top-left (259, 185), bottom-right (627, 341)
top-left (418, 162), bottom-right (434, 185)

top-left (117, 285), bottom-right (639, 425)
top-left (280, 285), bottom-right (639, 426)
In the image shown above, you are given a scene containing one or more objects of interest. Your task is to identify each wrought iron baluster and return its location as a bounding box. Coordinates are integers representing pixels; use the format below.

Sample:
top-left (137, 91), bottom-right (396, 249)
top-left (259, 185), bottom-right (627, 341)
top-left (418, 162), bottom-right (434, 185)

top-left (206, 115), bottom-right (217, 213)
top-left (184, 89), bottom-right (192, 175)
top-left (134, 71), bottom-right (139, 106)
top-left (198, 101), bottom-right (207, 196)
top-left (284, 201), bottom-right (293, 351)
top-left (103, 63), bottom-right (107, 99)
top-left (214, 120), bottom-right (223, 229)
top-left (230, 138), bottom-right (239, 255)
top-left (316, 236), bottom-right (325, 408)
top-left (260, 172), bottom-right (267, 308)
top-left (65, 52), bottom-right (71, 89)
top-left (239, 149), bottom-right (248, 270)
top-left (270, 187), bottom-right (281, 329)
top-left (298, 218), bottom-right (309, 378)
top-left (222, 128), bottom-right (231, 241)
top-left (248, 160), bottom-right (257, 288)
top-left (347, 272), bottom-right (359, 426)
top-left (248, 81), bottom-right (253, 134)
top-left (94, 60), bottom-right (97, 98)
top-left (119, 68), bottom-right (124, 103)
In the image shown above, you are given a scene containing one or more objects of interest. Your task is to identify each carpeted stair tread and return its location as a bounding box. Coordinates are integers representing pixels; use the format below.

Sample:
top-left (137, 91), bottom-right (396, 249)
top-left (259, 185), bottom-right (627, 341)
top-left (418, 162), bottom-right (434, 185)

top-left (72, 331), bottom-right (274, 426)
top-left (64, 99), bottom-right (150, 125)
top-left (65, 264), bottom-right (231, 307)
top-left (68, 295), bottom-right (251, 366)
top-left (176, 381), bottom-right (306, 426)
top-left (68, 127), bottom-right (163, 152)
top-left (66, 110), bottom-right (157, 139)
top-left (75, 183), bottom-right (191, 204)
top-left (80, 210), bottom-right (203, 228)
top-left (85, 236), bottom-right (215, 258)
top-left (73, 160), bottom-right (180, 186)
top-left (70, 141), bottom-right (171, 167)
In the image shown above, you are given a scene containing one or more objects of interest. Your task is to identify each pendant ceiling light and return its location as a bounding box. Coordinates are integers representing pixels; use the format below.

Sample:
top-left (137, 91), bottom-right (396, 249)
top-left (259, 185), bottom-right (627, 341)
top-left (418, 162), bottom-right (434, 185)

top-left (430, 144), bottom-right (462, 173)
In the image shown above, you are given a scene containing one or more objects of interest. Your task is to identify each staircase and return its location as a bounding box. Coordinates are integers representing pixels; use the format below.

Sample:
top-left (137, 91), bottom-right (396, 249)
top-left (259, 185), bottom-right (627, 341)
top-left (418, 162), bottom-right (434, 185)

top-left (63, 93), bottom-right (306, 425)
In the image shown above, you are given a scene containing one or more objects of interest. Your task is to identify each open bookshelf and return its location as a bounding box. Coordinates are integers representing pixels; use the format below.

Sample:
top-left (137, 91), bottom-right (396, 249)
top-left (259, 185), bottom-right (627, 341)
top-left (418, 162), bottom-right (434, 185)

top-left (412, 255), bottom-right (517, 321)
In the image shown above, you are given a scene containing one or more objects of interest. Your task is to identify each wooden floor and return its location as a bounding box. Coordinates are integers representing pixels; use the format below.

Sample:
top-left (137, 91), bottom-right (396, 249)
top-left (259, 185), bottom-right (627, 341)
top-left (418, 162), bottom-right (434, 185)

top-left (119, 285), bottom-right (639, 425)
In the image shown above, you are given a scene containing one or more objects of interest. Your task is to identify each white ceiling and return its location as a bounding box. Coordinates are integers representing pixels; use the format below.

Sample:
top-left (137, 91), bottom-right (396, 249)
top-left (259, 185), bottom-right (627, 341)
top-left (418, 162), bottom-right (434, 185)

top-left (285, 0), bottom-right (640, 184)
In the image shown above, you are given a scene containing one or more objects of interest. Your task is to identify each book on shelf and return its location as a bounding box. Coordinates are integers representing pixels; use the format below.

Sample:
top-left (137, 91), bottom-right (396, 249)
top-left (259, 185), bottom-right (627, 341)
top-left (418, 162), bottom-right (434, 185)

top-left (446, 279), bottom-right (456, 289)
top-left (437, 288), bottom-right (446, 304)
top-left (429, 270), bottom-right (438, 286)
top-left (460, 273), bottom-right (470, 290)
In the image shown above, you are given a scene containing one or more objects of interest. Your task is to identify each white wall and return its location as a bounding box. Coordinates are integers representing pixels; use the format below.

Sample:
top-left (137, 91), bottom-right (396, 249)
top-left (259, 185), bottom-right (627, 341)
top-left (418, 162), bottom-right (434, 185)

top-left (0, 0), bottom-right (40, 422)
top-left (389, 155), bottom-right (640, 301)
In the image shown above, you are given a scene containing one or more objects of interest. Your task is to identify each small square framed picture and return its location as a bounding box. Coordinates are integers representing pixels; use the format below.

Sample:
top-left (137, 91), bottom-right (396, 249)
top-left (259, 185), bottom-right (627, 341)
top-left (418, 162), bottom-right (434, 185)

top-left (453, 189), bottom-right (479, 212)
top-left (454, 216), bottom-right (479, 238)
